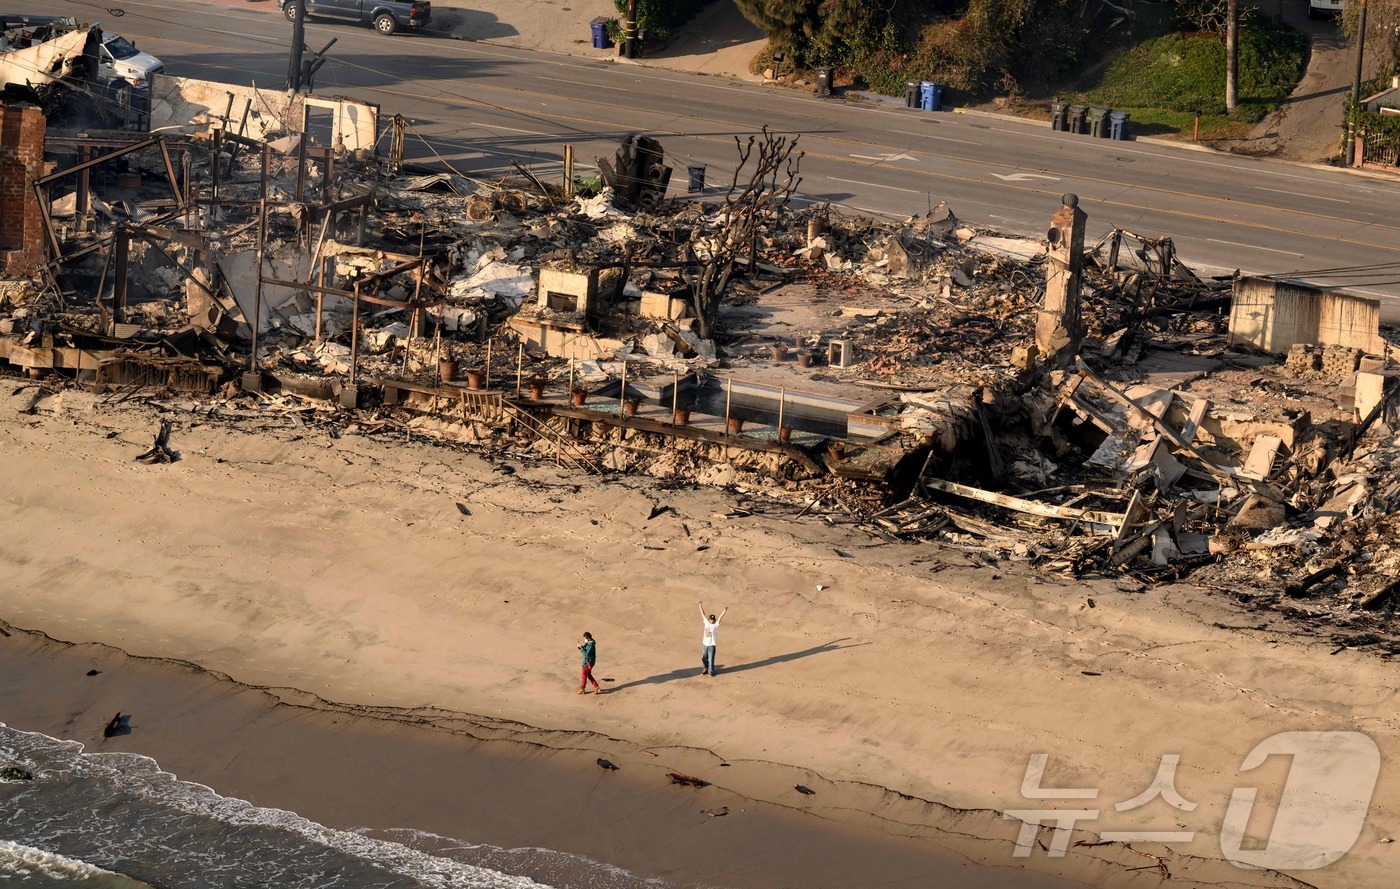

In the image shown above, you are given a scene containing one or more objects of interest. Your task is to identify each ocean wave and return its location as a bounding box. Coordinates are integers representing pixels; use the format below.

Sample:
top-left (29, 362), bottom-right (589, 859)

top-left (2, 723), bottom-right (554, 889)
top-left (0, 839), bottom-right (154, 888)
top-left (367, 828), bottom-right (675, 889)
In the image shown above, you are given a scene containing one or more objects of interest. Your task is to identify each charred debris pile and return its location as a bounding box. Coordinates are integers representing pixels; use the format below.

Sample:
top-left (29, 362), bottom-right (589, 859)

top-left (3, 88), bottom-right (1400, 638)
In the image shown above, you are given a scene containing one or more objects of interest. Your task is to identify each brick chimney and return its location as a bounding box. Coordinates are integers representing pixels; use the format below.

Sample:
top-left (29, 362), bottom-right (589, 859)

top-left (0, 103), bottom-right (46, 277)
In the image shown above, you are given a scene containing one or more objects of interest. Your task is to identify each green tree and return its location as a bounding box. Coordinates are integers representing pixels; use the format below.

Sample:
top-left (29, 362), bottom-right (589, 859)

top-left (735, 0), bottom-right (889, 65)
top-left (1343, 0), bottom-right (1400, 79)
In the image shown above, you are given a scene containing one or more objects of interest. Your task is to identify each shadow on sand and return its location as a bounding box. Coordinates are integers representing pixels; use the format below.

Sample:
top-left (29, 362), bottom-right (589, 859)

top-left (608, 638), bottom-right (866, 692)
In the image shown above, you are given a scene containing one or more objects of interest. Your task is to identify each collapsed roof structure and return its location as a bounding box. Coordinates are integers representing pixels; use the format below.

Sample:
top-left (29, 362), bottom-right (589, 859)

top-left (4, 57), bottom-right (1400, 651)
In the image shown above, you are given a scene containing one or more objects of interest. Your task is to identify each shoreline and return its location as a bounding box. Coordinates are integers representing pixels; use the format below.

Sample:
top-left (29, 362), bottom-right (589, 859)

top-left (1, 623), bottom-right (1093, 889)
top-left (1, 391), bottom-right (1394, 887)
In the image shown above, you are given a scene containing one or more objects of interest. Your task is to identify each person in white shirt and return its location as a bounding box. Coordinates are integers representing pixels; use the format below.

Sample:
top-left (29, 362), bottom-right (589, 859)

top-left (698, 601), bottom-right (727, 676)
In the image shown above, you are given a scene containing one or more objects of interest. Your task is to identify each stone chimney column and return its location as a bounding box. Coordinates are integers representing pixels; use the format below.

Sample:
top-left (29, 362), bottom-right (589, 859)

top-left (1035, 193), bottom-right (1087, 367)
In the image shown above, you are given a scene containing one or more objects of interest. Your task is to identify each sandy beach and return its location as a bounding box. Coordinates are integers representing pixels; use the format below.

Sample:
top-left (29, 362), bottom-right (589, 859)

top-left (1, 387), bottom-right (1396, 887)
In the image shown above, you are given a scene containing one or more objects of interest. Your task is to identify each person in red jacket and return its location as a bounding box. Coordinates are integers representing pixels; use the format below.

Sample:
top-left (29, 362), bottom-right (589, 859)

top-left (578, 632), bottom-right (601, 694)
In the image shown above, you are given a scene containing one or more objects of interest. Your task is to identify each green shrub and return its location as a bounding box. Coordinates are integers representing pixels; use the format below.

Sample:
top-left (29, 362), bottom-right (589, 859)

top-left (842, 0), bottom-right (1103, 101)
top-left (614, 0), bottom-right (711, 44)
top-left (1083, 22), bottom-right (1306, 119)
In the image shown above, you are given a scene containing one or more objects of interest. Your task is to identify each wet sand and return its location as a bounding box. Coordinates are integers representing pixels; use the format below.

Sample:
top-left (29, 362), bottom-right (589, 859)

top-left (1, 387), bottom-right (1394, 887)
top-left (0, 628), bottom-right (1090, 889)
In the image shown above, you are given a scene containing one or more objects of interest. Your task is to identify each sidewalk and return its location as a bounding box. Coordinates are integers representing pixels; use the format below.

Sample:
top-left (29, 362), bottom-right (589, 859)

top-left (635, 0), bottom-right (765, 82)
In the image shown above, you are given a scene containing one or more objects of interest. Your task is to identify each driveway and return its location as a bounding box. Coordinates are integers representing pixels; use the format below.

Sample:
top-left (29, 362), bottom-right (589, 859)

top-left (1232, 5), bottom-right (1371, 162)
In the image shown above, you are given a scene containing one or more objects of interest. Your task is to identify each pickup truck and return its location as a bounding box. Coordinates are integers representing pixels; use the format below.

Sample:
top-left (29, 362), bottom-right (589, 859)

top-left (3, 16), bottom-right (162, 88)
top-left (98, 32), bottom-right (164, 87)
top-left (279, 0), bottom-right (430, 35)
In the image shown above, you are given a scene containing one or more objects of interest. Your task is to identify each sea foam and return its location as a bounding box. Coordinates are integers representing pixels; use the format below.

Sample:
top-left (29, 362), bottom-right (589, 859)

top-left (2, 722), bottom-right (559, 888)
top-left (0, 839), bottom-right (154, 887)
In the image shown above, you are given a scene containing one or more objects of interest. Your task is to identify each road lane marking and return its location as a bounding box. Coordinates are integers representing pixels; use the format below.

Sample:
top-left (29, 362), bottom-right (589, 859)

top-left (849, 152), bottom-right (917, 162)
top-left (830, 177), bottom-right (920, 194)
top-left (890, 129), bottom-right (979, 144)
top-left (1254, 186), bottom-right (1351, 203)
top-left (1207, 238), bottom-right (1305, 257)
top-left (993, 172), bottom-right (1061, 182)
top-left (533, 78), bottom-right (631, 92)
top-left (468, 121), bottom-right (553, 136)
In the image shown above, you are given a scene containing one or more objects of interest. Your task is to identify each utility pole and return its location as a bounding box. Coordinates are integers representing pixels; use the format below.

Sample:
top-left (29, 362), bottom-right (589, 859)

top-left (624, 0), bottom-right (637, 59)
top-left (1225, 0), bottom-right (1239, 114)
top-left (287, 0), bottom-right (306, 92)
top-left (1344, 0), bottom-right (1369, 165)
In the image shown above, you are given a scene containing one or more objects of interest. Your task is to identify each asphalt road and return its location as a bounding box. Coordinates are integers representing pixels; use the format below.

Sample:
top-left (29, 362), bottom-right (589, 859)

top-left (27, 0), bottom-right (1400, 314)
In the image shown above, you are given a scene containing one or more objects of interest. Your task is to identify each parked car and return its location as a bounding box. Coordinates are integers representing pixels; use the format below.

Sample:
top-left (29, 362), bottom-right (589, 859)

top-left (1308, 0), bottom-right (1343, 19)
top-left (98, 32), bottom-right (163, 87)
top-left (278, 0), bottom-right (431, 35)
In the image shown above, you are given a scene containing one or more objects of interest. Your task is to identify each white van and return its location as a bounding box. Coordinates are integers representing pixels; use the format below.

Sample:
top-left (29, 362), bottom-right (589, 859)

top-left (97, 32), bottom-right (163, 87)
top-left (1308, 0), bottom-right (1343, 19)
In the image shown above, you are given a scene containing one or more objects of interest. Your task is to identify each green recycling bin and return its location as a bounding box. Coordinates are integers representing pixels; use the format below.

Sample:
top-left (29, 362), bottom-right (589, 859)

top-left (1089, 107), bottom-right (1111, 138)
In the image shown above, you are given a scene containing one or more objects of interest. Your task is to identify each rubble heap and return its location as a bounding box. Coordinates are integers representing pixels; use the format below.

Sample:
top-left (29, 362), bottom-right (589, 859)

top-left (4, 72), bottom-right (1400, 649)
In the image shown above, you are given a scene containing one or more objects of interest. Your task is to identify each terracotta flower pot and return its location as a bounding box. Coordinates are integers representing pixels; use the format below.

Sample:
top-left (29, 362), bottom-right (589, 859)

top-left (438, 358), bottom-right (457, 383)
top-left (778, 425), bottom-right (793, 443)
top-left (726, 417), bottom-right (745, 434)
top-left (770, 343), bottom-right (789, 361)
top-left (570, 388), bottom-right (589, 407)
top-left (464, 369), bottom-right (485, 390)
top-left (674, 408), bottom-right (691, 426)
top-left (623, 398), bottom-right (642, 417)
top-left (795, 350), bottom-right (814, 368)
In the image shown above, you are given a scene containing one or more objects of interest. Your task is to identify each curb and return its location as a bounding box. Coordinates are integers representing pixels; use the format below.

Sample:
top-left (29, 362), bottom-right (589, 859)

top-left (940, 105), bottom-right (1400, 183)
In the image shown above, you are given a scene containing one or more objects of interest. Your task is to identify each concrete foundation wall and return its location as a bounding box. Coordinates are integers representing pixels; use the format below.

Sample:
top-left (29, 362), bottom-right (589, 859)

top-left (303, 95), bottom-right (378, 152)
top-left (150, 75), bottom-right (298, 142)
top-left (1229, 277), bottom-right (1383, 355)
top-left (510, 316), bottom-right (622, 361)
top-left (697, 378), bottom-right (865, 437)
top-left (218, 248), bottom-right (317, 336)
top-left (148, 77), bottom-right (378, 152)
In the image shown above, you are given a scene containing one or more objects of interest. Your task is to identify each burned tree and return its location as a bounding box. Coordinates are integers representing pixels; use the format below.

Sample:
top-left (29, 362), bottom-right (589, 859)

top-left (687, 127), bottom-right (802, 340)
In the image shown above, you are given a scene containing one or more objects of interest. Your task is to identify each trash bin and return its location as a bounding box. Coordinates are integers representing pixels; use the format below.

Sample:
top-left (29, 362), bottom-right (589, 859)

top-left (919, 81), bottom-right (945, 112)
top-left (905, 79), bottom-right (921, 109)
top-left (814, 66), bottom-right (832, 97)
top-left (1109, 111), bottom-right (1130, 141)
top-left (1088, 107), bottom-right (1111, 138)
top-left (1067, 104), bottom-right (1087, 135)
top-left (1050, 99), bottom-right (1068, 131)
top-left (687, 164), bottom-right (706, 193)
top-left (590, 17), bottom-right (612, 49)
